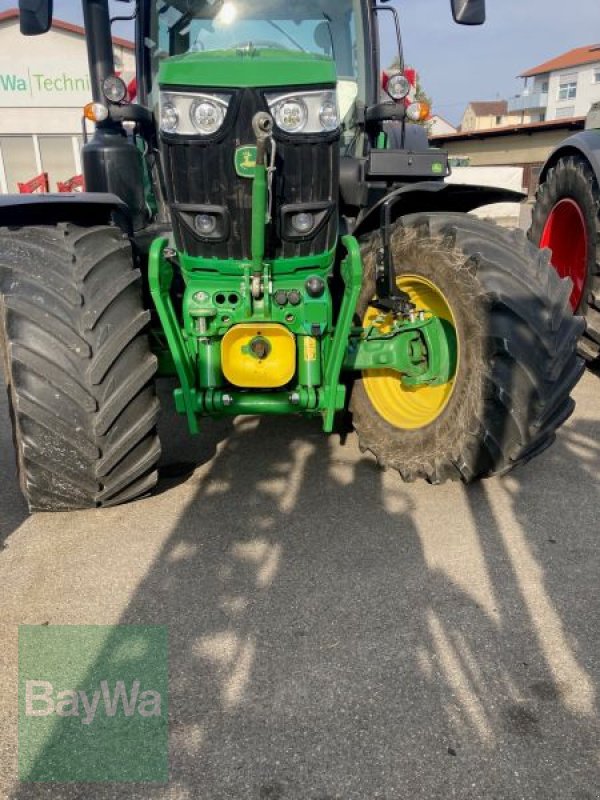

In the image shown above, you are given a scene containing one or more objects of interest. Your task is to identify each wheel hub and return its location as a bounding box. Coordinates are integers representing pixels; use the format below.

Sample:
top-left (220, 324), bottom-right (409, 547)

top-left (540, 197), bottom-right (588, 310)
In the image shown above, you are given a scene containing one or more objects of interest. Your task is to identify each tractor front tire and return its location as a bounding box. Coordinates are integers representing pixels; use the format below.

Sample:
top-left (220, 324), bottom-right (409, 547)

top-left (529, 155), bottom-right (600, 362)
top-left (0, 224), bottom-right (161, 512)
top-left (350, 213), bottom-right (584, 484)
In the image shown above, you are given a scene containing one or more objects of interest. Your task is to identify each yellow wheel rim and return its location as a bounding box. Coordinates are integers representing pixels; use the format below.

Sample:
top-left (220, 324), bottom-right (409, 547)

top-left (362, 275), bottom-right (458, 430)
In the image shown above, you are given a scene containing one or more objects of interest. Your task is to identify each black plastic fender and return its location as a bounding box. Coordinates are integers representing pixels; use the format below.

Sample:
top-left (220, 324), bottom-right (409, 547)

top-left (0, 192), bottom-right (131, 232)
top-left (352, 181), bottom-right (526, 239)
top-left (539, 129), bottom-right (600, 185)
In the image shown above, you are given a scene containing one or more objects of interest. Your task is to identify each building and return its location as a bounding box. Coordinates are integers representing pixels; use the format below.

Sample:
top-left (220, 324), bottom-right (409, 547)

top-left (426, 115), bottom-right (457, 137)
top-left (509, 44), bottom-right (600, 123)
top-left (0, 8), bottom-right (134, 193)
top-left (431, 117), bottom-right (585, 195)
top-left (460, 100), bottom-right (522, 132)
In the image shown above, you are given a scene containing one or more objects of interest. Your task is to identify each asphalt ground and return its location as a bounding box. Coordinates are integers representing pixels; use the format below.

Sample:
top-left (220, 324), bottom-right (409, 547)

top-left (0, 364), bottom-right (599, 799)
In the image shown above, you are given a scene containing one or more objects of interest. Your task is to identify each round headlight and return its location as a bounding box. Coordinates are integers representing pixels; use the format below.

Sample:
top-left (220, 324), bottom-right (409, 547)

top-left (190, 99), bottom-right (226, 135)
top-left (102, 75), bottom-right (127, 104)
top-left (319, 98), bottom-right (339, 131)
top-left (160, 102), bottom-right (179, 134)
top-left (195, 214), bottom-right (217, 236)
top-left (292, 212), bottom-right (315, 234)
top-left (273, 98), bottom-right (308, 133)
top-left (387, 74), bottom-right (411, 101)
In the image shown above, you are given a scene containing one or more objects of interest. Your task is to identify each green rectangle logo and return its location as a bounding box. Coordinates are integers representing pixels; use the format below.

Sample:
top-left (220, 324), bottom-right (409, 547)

top-left (18, 625), bottom-right (169, 782)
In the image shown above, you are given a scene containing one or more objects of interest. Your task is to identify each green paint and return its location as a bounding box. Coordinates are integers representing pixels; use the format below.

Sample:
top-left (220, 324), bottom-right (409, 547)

top-left (322, 235), bottom-right (363, 433)
top-left (404, 317), bottom-right (457, 387)
top-left (179, 247), bottom-right (336, 277)
top-left (205, 389), bottom-right (318, 416)
top-left (251, 149), bottom-right (268, 272)
top-left (148, 238), bottom-right (200, 434)
top-left (235, 145), bottom-right (258, 178)
top-left (159, 50), bottom-right (336, 90)
top-left (343, 315), bottom-right (456, 386)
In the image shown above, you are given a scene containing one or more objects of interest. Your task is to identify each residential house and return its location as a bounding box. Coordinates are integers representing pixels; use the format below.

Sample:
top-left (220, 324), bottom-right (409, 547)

top-left (460, 101), bottom-right (521, 132)
top-left (427, 115), bottom-right (457, 136)
top-left (509, 44), bottom-right (600, 122)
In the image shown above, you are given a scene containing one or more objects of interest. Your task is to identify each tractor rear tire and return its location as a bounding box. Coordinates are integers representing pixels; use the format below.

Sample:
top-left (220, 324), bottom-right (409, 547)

top-left (529, 155), bottom-right (600, 362)
top-left (350, 212), bottom-right (584, 484)
top-left (0, 223), bottom-right (161, 512)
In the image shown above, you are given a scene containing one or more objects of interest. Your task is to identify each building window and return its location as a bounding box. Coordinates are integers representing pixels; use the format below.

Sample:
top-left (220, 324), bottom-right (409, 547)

top-left (541, 80), bottom-right (549, 93)
top-left (495, 115), bottom-right (503, 125)
top-left (555, 106), bottom-right (575, 119)
top-left (0, 137), bottom-right (37, 193)
top-left (558, 75), bottom-right (577, 101)
top-left (38, 137), bottom-right (79, 191)
top-left (594, 69), bottom-right (600, 83)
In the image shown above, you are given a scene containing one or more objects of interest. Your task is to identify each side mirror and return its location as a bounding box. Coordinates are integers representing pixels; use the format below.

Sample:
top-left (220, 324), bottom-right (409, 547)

top-left (18, 0), bottom-right (53, 36)
top-left (451, 0), bottom-right (486, 25)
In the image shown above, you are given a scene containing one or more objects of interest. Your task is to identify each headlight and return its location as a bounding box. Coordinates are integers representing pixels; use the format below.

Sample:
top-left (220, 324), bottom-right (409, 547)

top-left (273, 98), bottom-right (308, 133)
top-left (159, 91), bottom-right (231, 136)
top-left (190, 97), bottom-right (228, 135)
top-left (160, 102), bottom-right (179, 134)
top-left (266, 90), bottom-right (339, 135)
top-left (386, 73), bottom-right (411, 101)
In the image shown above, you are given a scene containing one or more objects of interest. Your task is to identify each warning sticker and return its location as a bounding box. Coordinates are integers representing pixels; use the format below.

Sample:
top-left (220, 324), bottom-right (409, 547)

top-left (304, 337), bottom-right (317, 362)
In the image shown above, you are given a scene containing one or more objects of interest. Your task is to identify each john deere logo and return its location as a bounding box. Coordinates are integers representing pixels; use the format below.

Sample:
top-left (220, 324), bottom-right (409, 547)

top-left (235, 146), bottom-right (257, 178)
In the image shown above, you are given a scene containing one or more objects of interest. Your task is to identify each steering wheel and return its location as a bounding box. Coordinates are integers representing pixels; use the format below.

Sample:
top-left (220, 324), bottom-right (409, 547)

top-left (228, 40), bottom-right (296, 52)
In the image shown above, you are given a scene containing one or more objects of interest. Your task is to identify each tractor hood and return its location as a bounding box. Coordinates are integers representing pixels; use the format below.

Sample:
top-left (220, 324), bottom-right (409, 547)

top-left (158, 49), bottom-right (337, 89)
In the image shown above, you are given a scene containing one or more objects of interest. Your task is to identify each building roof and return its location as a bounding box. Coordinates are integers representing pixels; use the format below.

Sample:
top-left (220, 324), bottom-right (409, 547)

top-left (431, 116), bottom-right (585, 145)
top-left (0, 7), bottom-right (134, 50)
top-left (467, 100), bottom-right (508, 117)
top-left (520, 44), bottom-right (600, 78)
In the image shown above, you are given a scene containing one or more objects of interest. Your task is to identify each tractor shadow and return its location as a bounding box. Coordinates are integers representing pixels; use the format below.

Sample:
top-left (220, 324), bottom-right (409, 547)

top-left (9, 369), bottom-right (600, 799)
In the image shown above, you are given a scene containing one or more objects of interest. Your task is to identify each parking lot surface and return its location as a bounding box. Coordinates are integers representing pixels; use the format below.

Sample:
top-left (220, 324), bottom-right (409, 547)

top-left (1, 369), bottom-right (599, 799)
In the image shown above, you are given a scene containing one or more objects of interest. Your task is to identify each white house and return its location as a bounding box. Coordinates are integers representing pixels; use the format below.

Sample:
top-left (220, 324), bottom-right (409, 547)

top-left (509, 44), bottom-right (600, 123)
top-left (427, 115), bottom-right (457, 137)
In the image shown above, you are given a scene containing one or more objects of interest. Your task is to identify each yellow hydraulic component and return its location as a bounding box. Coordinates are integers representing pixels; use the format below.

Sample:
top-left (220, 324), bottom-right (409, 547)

top-left (221, 323), bottom-right (296, 388)
top-left (362, 275), bottom-right (458, 430)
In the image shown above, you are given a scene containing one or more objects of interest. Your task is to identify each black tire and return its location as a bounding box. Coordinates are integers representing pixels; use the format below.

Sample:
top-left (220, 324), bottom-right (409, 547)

top-left (0, 223), bottom-right (161, 512)
top-left (350, 212), bottom-right (585, 484)
top-left (529, 155), bottom-right (600, 362)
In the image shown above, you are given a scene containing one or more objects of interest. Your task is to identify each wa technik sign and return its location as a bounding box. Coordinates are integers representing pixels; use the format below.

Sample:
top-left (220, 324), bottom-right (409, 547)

top-left (18, 625), bottom-right (169, 782)
top-left (0, 67), bottom-right (92, 107)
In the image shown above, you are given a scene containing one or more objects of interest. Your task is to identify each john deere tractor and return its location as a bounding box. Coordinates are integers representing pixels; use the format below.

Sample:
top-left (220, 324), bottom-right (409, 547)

top-left (0, 0), bottom-right (584, 511)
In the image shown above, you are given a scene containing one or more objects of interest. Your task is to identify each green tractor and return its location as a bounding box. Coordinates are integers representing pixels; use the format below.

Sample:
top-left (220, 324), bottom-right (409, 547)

top-left (0, 0), bottom-right (584, 511)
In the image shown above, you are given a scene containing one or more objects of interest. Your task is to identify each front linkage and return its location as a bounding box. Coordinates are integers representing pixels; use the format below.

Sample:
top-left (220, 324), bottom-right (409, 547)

top-left (149, 113), bottom-right (455, 436)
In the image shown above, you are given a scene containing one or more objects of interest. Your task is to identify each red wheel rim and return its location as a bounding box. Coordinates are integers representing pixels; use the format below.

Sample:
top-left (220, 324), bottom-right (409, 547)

top-left (540, 198), bottom-right (588, 310)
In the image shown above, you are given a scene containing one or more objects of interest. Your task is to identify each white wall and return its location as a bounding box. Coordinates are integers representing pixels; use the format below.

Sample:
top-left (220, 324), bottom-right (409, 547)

top-left (447, 166), bottom-right (525, 224)
top-left (545, 62), bottom-right (600, 120)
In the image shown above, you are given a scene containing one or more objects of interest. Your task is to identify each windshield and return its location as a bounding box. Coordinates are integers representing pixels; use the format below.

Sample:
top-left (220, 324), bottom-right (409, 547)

top-left (148, 0), bottom-right (367, 124)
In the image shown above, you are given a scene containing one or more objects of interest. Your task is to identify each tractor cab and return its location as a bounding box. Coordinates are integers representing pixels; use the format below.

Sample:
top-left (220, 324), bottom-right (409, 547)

top-left (143, 0), bottom-right (366, 131)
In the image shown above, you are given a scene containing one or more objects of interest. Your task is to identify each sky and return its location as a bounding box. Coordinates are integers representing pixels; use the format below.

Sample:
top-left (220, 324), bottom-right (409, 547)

top-left (2, 0), bottom-right (599, 125)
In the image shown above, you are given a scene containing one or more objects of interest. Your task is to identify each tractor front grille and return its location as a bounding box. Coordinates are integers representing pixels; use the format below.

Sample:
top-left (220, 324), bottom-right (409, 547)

top-left (160, 88), bottom-right (339, 261)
